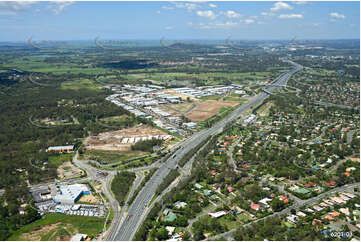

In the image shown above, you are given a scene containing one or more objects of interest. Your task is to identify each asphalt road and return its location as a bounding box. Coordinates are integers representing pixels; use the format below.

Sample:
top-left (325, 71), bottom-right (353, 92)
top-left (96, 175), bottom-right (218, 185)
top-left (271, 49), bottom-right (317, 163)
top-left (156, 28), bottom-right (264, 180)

top-left (112, 61), bottom-right (303, 241)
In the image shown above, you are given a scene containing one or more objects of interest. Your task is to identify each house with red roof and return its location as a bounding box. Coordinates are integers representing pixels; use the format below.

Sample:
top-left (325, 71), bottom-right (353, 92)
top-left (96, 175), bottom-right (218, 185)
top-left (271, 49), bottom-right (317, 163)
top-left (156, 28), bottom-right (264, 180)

top-left (279, 195), bottom-right (289, 204)
top-left (344, 172), bottom-right (351, 177)
top-left (250, 204), bottom-right (260, 211)
top-left (325, 180), bottom-right (336, 187)
top-left (304, 182), bottom-right (316, 188)
top-left (241, 164), bottom-right (249, 168)
top-left (209, 170), bottom-right (217, 175)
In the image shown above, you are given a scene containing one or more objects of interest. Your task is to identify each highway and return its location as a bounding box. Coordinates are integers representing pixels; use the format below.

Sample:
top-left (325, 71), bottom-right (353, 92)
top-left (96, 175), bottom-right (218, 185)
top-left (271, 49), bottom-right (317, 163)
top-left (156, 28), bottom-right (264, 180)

top-left (112, 60), bottom-right (303, 241)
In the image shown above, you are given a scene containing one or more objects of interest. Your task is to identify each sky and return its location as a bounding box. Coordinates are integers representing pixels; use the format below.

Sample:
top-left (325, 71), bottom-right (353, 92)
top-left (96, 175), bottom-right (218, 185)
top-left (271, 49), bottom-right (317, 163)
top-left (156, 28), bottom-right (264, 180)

top-left (0, 0), bottom-right (359, 41)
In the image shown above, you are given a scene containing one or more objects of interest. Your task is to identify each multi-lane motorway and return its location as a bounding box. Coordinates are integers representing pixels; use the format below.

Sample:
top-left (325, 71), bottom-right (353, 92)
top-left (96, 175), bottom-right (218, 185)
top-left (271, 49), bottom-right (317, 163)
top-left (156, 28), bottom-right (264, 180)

top-left (112, 61), bottom-right (303, 241)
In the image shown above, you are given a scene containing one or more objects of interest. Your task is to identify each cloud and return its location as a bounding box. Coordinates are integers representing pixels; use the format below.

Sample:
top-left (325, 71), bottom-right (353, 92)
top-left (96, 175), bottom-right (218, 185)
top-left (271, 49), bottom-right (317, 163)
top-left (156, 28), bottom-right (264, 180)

top-left (223, 10), bottom-right (242, 19)
top-left (161, 6), bottom-right (174, 10)
top-left (0, 1), bottom-right (35, 15)
top-left (329, 12), bottom-right (345, 19)
top-left (312, 23), bottom-right (321, 27)
top-left (165, 26), bottom-right (174, 30)
top-left (190, 21), bottom-right (239, 29)
top-left (209, 3), bottom-right (217, 8)
top-left (0, 10), bottom-right (17, 16)
top-left (271, 2), bottom-right (293, 11)
top-left (261, 12), bottom-right (275, 17)
top-left (197, 10), bottom-right (216, 19)
top-left (48, 1), bottom-right (73, 15)
top-left (173, 2), bottom-right (199, 12)
top-left (293, 1), bottom-right (308, 5)
top-left (279, 13), bottom-right (303, 19)
top-left (0, 1), bottom-right (35, 11)
top-left (156, 10), bottom-right (161, 14)
top-left (244, 19), bottom-right (255, 24)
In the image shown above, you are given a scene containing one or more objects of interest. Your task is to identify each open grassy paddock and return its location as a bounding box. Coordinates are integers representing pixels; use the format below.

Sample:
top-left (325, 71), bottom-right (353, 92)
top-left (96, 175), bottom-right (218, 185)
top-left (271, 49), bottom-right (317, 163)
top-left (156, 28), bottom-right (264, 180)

top-left (8, 213), bottom-right (105, 241)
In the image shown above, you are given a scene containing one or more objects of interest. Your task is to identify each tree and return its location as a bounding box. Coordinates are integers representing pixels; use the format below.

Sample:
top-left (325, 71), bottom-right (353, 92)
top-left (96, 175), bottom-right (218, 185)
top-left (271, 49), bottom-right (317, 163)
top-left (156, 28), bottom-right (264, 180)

top-left (175, 216), bottom-right (188, 227)
top-left (182, 231), bottom-right (191, 241)
top-left (271, 198), bottom-right (285, 212)
top-left (156, 227), bottom-right (169, 240)
top-left (193, 230), bottom-right (205, 241)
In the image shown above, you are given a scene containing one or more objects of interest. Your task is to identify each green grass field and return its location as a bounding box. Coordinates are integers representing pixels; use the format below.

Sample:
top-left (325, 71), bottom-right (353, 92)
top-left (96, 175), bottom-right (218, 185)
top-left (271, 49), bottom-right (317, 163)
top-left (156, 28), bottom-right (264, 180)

top-left (5, 59), bottom-right (109, 75)
top-left (48, 153), bottom-right (74, 167)
top-left (82, 149), bottom-right (149, 164)
top-left (144, 71), bottom-right (271, 83)
top-left (8, 213), bottom-right (105, 241)
top-left (61, 78), bottom-right (102, 91)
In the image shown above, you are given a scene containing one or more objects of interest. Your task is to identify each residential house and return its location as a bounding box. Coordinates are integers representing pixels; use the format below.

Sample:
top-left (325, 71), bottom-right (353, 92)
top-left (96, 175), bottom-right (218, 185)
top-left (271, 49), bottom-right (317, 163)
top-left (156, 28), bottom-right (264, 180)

top-left (331, 196), bottom-right (345, 204)
top-left (313, 205), bottom-right (323, 212)
top-left (165, 213), bottom-right (178, 222)
top-left (174, 201), bottom-right (187, 209)
top-left (194, 183), bottom-right (203, 189)
top-left (339, 208), bottom-right (350, 216)
top-left (163, 208), bottom-right (170, 216)
top-left (279, 195), bottom-right (289, 204)
top-left (325, 180), bottom-right (336, 187)
top-left (227, 186), bottom-right (233, 193)
top-left (166, 226), bottom-right (176, 236)
top-left (208, 211), bottom-right (227, 218)
top-left (296, 211), bottom-right (307, 217)
top-left (342, 192), bottom-right (356, 199)
top-left (203, 190), bottom-right (214, 196)
top-left (287, 214), bottom-right (299, 224)
top-left (251, 204), bottom-right (260, 211)
top-left (259, 198), bottom-right (272, 208)
top-left (304, 182), bottom-right (316, 188)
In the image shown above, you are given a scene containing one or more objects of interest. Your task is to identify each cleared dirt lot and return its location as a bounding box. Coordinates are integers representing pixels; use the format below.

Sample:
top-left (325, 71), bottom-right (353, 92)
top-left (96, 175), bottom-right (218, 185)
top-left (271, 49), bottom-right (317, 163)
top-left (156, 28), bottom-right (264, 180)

top-left (185, 100), bottom-right (238, 121)
top-left (78, 193), bottom-right (100, 204)
top-left (84, 125), bottom-right (166, 151)
top-left (17, 222), bottom-right (73, 241)
top-left (162, 89), bottom-right (198, 101)
top-left (57, 161), bottom-right (82, 180)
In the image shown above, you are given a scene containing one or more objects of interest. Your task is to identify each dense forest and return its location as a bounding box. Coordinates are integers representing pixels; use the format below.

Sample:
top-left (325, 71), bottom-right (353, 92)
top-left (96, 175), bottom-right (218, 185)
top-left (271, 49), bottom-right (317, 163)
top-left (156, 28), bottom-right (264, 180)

top-left (111, 171), bottom-right (136, 206)
top-left (131, 139), bottom-right (163, 153)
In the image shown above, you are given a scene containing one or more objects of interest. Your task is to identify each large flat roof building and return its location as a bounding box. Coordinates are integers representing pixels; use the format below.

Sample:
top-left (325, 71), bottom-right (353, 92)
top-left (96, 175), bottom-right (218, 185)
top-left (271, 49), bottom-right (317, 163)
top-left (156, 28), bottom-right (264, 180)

top-left (46, 145), bottom-right (74, 153)
top-left (54, 184), bottom-right (90, 204)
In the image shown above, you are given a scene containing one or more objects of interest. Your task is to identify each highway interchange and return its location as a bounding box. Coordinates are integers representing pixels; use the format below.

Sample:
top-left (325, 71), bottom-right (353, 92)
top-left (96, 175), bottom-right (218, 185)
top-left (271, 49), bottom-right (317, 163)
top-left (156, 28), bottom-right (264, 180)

top-left (112, 60), bottom-right (304, 241)
top-left (0, 61), bottom-right (305, 241)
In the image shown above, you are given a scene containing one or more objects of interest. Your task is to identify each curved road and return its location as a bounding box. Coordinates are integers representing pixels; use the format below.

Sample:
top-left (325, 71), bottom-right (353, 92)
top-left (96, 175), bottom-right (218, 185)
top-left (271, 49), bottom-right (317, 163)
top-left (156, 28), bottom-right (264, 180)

top-left (111, 61), bottom-right (303, 241)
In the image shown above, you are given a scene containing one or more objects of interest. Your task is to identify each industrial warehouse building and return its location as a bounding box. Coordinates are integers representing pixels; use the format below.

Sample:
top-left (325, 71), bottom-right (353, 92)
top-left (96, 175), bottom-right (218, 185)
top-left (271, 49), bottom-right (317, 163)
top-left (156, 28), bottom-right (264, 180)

top-left (46, 145), bottom-right (74, 153)
top-left (54, 184), bottom-right (90, 204)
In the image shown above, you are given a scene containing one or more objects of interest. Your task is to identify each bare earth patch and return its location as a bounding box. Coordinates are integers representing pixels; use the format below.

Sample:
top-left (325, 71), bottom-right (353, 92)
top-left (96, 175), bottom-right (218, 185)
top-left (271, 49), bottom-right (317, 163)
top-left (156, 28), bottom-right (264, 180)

top-left (57, 161), bottom-right (82, 180)
top-left (162, 89), bottom-right (198, 101)
top-left (84, 125), bottom-right (166, 151)
top-left (18, 223), bottom-right (61, 241)
top-left (185, 100), bottom-right (238, 121)
top-left (78, 193), bottom-right (99, 204)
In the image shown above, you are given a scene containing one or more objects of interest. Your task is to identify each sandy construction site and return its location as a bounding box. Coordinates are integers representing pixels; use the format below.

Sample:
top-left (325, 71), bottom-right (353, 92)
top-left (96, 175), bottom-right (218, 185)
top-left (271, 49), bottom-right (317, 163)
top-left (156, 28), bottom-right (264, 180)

top-left (84, 125), bottom-right (168, 151)
top-left (185, 100), bottom-right (238, 121)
